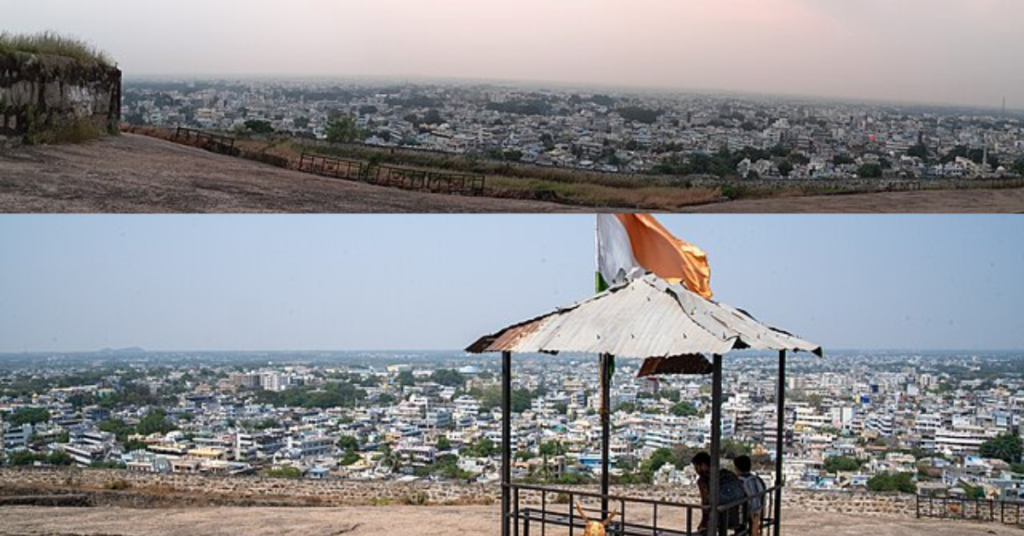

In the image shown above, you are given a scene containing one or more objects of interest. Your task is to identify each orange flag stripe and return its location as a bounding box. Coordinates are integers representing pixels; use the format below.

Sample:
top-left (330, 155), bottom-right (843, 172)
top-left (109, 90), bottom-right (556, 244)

top-left (615, 214), bottom-right (713, 299)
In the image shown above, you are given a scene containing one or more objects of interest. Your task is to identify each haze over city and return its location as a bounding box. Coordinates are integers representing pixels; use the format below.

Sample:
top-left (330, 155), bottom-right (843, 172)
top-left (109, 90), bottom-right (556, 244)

top-left (6, 0), bottom-right (1023, 108)
top-left (1, 215), bottom-right (1022, 353)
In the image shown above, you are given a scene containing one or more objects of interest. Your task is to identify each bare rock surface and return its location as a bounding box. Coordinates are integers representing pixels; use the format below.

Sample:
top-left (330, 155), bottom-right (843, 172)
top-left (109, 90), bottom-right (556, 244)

top-left (0, 134), bottom-right (581, 213)
top-left (3, 134), bottom-right (1023, 213)
top-left (0, 506), bottom-right (1019, 536)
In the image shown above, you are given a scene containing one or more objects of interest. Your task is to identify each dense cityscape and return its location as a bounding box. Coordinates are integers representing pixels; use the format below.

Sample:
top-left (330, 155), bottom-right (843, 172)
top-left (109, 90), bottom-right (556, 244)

top-left (2, 350), bottom-right (1022, 501)
top-left (122, 79), bottom-right (1024, 180)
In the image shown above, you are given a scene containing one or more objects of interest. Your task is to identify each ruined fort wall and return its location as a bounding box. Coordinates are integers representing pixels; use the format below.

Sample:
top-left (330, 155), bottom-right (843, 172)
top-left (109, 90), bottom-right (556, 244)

top-left (0, 52), bottom-right (121, 145)
top-left (0, 467), bottom-right (919, 518)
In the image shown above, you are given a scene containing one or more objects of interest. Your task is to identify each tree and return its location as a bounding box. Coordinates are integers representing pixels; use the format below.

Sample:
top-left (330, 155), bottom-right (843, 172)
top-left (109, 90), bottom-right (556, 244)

top-left (857, 163), bottom-right (883, 178)
top-left (325, 114), bottom-right (362, 143)
top-left (9, 407), bottom-right (50, 426)
top-left (640, 448), bottom-right (678, 483)
top-left (464, 438), bottom-right (496, 458)
top-left (614, 401), bottom-right (637, 413)
top-left (397, 370), bottom-right (416, 387)
top-left (293, 117), bottom-right (310, 130)
top-left (823, 456), bottom-right (863, 473)
top-left (1012, 158), bottom-right (1024, 176)
top-left (670, 401), bottom-right (699, 417)
top-left (135, 409), bottom-right (177, 436)
top-left (980, 433), bottom-right (1023, 464)
top-left (47, 451), bottom-right (73, 466)
top-left (244, 120), bottom-right (274, 135)
top-left (436, 436), bottom-right (451, 451)
top-left (867, 472), bottom-right (916, 493)
top-left (777, 160), bottom-right (794, 177)
top-left (265, 466), bottom-right (303, 479)
top-left (337, 435), bottom-right (360, 451)
top-left (340, 450), bottom-right (361, 466)
top-left (907, 143), bottom-right (929, 160)
top-left (432, 369), bottom-right (465, 388)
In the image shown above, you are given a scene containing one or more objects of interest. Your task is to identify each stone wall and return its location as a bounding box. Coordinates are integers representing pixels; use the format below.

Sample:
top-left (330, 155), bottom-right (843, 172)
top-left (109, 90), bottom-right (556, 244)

top-left (0, 467), bottom-right (916, 518)
top-left (0, 51), bottom-right (121, 145)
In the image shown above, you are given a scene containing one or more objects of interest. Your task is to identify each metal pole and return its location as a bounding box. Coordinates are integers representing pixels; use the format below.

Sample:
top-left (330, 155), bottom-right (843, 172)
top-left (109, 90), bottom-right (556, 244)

top-left (502, 350), bottom-right (512, 536)
top-left (774, 350), bottom-right (787, 535)
top-left (600, 353), bottom-right (612, 518)
top-left (708, 353), bottom-right (723, 536)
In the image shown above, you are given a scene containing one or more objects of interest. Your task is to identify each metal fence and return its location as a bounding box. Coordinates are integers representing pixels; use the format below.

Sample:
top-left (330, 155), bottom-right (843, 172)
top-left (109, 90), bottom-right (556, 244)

top-left (298, 153), bottom-right (485, 196)
top-left (172, 127), bottom-right (237, 156)
top-left (916, 495), bottom-right (1024, 526)
top-left (508, 482), bottom-right (780, 536)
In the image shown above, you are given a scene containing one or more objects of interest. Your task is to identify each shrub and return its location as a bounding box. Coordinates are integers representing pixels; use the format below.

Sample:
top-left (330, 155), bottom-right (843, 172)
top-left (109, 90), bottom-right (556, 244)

top-left (0, 31), bottom-right (113, 66)
top-left (103, 478), bottom-right (132, 490)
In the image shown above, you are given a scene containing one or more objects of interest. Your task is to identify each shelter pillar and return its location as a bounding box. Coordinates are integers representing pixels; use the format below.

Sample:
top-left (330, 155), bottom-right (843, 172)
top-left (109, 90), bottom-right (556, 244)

top-left (774, 350), bottom-right (787, 535)
top-left (502, 350), bottom-right (512, 536)
top-left (599, 353), bottom-right (613, 518)
top-left (708, 353), bottom-right (723, 536)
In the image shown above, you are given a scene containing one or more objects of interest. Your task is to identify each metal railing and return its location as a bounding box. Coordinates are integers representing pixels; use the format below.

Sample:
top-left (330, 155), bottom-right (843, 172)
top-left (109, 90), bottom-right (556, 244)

top-left (916, 494), bottom-right (1024, 526)
top-left (172, 127), bottom-right (237, 155)
top-left (507, 482), bottom-right (780, 536)
top-left (298, 153), bottom-right (486, 196)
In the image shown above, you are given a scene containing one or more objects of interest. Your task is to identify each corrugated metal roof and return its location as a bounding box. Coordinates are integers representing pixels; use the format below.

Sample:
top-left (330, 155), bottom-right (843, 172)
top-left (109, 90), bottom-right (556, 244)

top-left (467, 274), bottom-right (822, 359)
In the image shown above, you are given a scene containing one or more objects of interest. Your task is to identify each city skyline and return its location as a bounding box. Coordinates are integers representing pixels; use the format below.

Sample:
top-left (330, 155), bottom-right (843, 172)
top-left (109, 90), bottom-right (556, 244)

top-left (1, 215), bottom-right (1023, 353)
top-left (6, 0), bottom-right (1024, 109)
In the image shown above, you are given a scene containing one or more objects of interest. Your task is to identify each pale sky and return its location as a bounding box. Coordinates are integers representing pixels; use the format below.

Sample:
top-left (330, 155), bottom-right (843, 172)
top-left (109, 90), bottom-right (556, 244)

top-left (5, 0), bottom-right (1023, 108)
top-left (1, 215), bottom-right (1022, 353)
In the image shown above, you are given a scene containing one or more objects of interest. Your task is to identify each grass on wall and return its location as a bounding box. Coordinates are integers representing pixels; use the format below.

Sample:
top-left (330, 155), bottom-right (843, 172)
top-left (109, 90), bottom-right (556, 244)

top-left (0, 31), bottom-right (113, 66)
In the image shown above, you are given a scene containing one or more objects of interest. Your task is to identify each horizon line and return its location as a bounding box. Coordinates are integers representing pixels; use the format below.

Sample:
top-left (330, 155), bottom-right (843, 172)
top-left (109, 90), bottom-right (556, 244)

top-left (1, 347), bottom-right (1021, 357)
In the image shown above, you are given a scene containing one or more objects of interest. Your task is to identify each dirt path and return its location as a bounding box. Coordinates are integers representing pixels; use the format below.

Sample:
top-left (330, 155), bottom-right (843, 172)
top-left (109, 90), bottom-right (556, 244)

top-left (0, 135), bottom-right (581, 213)
top-left (0, 505), bottom-right (1017, 536)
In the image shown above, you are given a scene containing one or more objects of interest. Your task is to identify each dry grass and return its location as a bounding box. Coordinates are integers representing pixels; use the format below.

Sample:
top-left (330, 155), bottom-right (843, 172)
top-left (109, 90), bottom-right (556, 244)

top-left (0, 31), bottom-right (113, 66)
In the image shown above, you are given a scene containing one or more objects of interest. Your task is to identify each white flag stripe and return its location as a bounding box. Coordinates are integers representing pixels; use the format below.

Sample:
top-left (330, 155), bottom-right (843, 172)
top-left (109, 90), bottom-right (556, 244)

top-left (597, 214), bottom-right (639, 287)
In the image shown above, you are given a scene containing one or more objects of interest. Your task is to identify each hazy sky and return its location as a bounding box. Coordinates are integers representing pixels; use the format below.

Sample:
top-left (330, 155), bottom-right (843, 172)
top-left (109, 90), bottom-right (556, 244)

top-left (1, 215), bottom-right (1022, 353)
top-left (6, 0), bottom-right (1022, 107)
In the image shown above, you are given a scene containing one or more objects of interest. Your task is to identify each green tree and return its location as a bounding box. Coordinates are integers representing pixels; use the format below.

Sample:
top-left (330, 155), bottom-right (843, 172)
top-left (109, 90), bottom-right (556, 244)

top-left (397, 370), bottom-right (416, 387)
top-left (1013, 158), bottom-right (1024, 176)
top-left (340, 450), bottom-right (361, 466)
top-left (464, 438), bottom-right (496, 458)
top-left (432, 369), bottom-right (465, 388)
top-left (614, 401), bottom-right (637, 413)
top-left (907, 143), bottom-right (929, 160)
top-left (823, 456), bottom-right (863, 473)
top-left (8, 451), bottom-right (42, 466)
top-left (777, 160), bottom-right (794, 177)
top-left (265, 466), bottom-right (303, 479)
top-left (980, 433), bottom-right (1023, 464)
top-left (867, 472), bottom-right (916, 493)
top-left (135, 409), bottom-right (177, 436)
top-left (670, 401), bottom-right (699, 417)
top-left (47, 451), bottom-right (73, 466)
top-left (9, 407), bottom-right (50, 426)
top-left (857, 163), bottom-right (883, 178)
top-left (325, 114), bottom-right (362, 143)
top-left (437, 436), bottom-right (452, 451)
top-left (244, 120), bottom-right (274, 134)
top-left (337, 435), bottom-right (360, 451)
top-left (639, 448), bottom-right (678, 483)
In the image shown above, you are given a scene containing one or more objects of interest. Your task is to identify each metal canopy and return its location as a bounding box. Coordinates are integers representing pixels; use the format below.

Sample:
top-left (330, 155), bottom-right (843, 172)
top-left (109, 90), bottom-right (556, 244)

top-left (467, 273), bottom-right (822, 359)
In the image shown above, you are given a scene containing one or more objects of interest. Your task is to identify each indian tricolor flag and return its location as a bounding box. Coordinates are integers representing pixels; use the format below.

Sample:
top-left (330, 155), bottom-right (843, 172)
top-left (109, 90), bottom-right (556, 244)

top-left (596, 214), bottom-right (713, 299)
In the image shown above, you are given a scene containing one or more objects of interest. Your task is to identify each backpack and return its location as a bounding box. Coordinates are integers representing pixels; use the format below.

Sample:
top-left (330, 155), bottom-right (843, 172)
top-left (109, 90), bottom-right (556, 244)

top-left (740, 472), bottom-right (767, 515)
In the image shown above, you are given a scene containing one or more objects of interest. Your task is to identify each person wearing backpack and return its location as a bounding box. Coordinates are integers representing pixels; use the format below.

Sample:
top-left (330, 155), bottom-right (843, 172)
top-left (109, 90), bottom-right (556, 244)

top-left (734, 455), bottom-right (767, 536)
